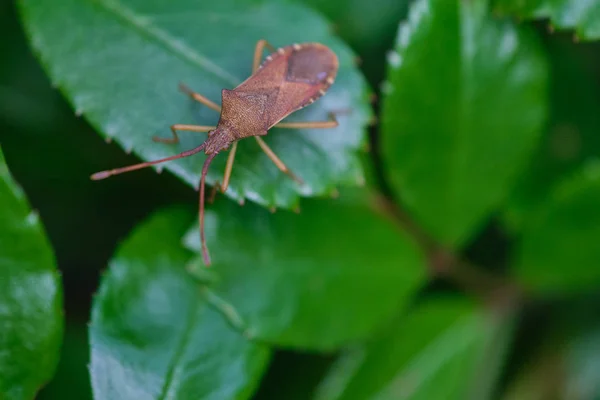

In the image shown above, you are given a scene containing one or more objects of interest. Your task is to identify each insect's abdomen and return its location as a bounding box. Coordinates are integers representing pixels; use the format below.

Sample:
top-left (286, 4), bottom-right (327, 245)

top-left (286, 44), bottom-right (338, 87)
top-left (232, 42), bottom-right (339, 132)
top-left (282, 43), bottom-right (338, 112)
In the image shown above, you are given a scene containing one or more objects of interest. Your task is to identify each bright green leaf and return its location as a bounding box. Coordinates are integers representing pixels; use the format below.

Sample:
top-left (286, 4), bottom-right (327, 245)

top-left (90, 207), bottom-right (271, 400)
top-left (18, 0), bottom-right (371, 211)
top-left (381, 0), bottom-right (548, 247)
top-left (183, 190), bottom-right (426, 350)
top-left (504, 37), bottom-right (600, 231)
top-left (494, 0), bottom-right (600, 41)
top-left (315, 297), bottom-right (515, 400)
top-left (0, 147), bottom-right (64, 399)
top-left (514, 161), bottom-right (600, 293)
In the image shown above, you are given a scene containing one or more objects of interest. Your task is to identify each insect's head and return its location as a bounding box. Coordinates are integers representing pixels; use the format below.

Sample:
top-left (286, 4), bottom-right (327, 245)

top-left (203, 127), bottom-right (233, 155)
top-left (90, 125), bottom-right (236, 267)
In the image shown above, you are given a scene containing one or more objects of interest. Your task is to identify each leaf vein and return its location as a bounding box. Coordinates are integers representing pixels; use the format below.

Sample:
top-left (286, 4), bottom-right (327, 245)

top-left (95, 0), bottom-right (241, 86)
top-left (158, 292), bottom-right (202, 399)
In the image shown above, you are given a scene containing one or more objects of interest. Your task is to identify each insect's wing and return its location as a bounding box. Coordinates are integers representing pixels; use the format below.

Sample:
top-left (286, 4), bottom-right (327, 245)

top-left (235, 43), bottom-right (338, 128)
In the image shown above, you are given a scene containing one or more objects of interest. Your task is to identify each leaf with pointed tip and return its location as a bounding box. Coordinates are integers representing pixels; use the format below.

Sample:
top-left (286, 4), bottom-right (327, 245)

top-left (183, 189), bottom-right (426, 350)
top-left (494, 0), bottom-right (600, 41)
top-left (514, 162), bottom-right (600, 293)
top-left (90, 207), bottom-right (271, 400)
top-left (18, 0), bottom-right (371, 211)
top-left (0, 147), bottom-right (64, 399)
top-left (315, 298), bottom-right (515, 400)
top-left (381, 0), bottom-right (548, 248)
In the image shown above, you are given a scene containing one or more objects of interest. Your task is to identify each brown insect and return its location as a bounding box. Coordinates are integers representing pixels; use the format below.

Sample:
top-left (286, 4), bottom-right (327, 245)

top-left (91, 40), bottom-right (340, 266)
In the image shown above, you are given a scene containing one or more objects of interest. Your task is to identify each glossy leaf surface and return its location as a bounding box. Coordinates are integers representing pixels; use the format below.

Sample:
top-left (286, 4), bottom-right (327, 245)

top-left (184, 190), bottom-right (426, 350)
top-left (315, 298), bottom-right (515, 400)
top-left (90, 208), bottom-right (271, 400)
top-left (381, 0), bottom-right (548, 247)
top-left (18, 0), bottom-right (371, 211)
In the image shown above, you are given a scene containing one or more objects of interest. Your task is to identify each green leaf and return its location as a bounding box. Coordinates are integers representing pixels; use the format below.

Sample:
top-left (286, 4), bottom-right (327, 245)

top-left (90, 207), bottom-right (271, 400)
top-left (493, 0), bottom-right (600, 41)
top-left (183, 190), bottom-right (426, 350)
top-left (315, 297), bottom-right (515, 400)
top-left (504, 37), bottom-right (600, 231)
top-left (18, 0), bottom-right (371, 211)
top-left (514, 161), bottom-right (600, 293)
top-left (0, 146), bottom-right (64, 399)
top-left (381, 0), bottom-right (548, 247)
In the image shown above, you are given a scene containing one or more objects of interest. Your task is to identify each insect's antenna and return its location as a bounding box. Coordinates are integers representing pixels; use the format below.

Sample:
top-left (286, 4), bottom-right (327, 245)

top-left (199, 152), bottom-right (218, 266)
top-left (90, 142), bottom-right (208, 180)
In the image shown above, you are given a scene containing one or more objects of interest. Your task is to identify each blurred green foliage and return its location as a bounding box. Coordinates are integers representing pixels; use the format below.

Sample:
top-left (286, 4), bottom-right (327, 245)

top-left (1, 0), bottom-right (600, 399)
top-left (0, 147), bottom-right (62, 399)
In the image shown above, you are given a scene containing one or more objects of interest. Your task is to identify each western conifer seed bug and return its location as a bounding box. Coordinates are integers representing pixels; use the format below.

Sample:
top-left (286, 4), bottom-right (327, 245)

top-left (91, 40), bottom-right (340, 266)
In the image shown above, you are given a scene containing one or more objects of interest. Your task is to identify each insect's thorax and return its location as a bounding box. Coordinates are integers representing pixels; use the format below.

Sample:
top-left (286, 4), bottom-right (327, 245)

top-left (217, 88), bottom-right (275, 139)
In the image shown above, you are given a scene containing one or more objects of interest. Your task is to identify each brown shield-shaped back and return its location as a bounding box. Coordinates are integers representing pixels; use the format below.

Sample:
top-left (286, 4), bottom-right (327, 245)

top-left (219, 43), bottom-right (339, 140)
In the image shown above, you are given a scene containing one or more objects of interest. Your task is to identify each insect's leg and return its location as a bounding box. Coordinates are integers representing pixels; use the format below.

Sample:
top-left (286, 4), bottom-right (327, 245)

top-left (275, 112), bottom-right (339, 129)
top-left (178, 82), bottom-right (222, 112)
top-left (252, 39), bottom-right (277, 73)
top-left (208, 182), bottom-right (221, 204)
top-left (220, 141), bottom-right (238, 193)
top-left (208, 141), bottom-right (238, 203)
top-left (254, 136), bottom-right (303, 184)
top-left (153, 124), bottom-right (216, 144)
